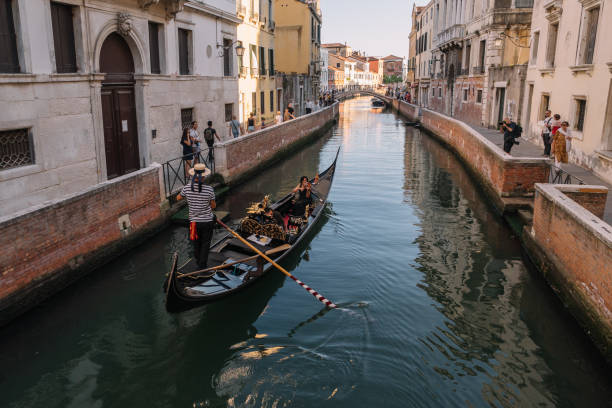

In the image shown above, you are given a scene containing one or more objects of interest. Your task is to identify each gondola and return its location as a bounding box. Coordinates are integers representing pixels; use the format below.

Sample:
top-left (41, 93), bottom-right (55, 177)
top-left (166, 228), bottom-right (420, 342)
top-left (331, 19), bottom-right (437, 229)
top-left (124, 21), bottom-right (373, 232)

top-left (371, 98), bottom-right (385, 107)
top-left (164, 148), bottom-right (340, 312)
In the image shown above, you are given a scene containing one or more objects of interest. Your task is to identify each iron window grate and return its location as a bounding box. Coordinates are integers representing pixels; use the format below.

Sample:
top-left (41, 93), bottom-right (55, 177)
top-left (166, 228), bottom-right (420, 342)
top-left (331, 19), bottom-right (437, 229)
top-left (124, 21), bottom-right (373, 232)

top-left (0, 128), bottom-right (34, 170)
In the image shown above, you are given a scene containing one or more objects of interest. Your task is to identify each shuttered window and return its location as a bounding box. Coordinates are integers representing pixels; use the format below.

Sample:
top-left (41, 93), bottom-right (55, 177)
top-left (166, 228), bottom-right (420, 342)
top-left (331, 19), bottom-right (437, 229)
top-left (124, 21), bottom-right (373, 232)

top-left (178, 28), bottom-right (190, 75)
top-left (0, 0), bottom-right (20, 73)
top-left (545, 23), bottom-right (558, 67)
top-left (268, 49), bottom-right (274, 76)
top-left (584, 7), bottom-right (599, 65)
top-left (149, 22), bottom-right (161, 74)
top-left (260, 91), bottom-right (265, 114)
top-left (270, 90), bottom-right (274, 113)
top-left (259, 46), bottom-right (266, 76)
top-left (223, 38), bottom-right (232, 76)
top-left (51, 2), bottom-right (77, 73)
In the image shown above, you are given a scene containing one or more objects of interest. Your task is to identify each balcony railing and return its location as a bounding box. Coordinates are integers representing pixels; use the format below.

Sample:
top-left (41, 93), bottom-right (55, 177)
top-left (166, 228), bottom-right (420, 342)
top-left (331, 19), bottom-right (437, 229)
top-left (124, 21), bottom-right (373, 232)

top-left (250, 67), bottom-right (259, 77)
top-left (436, 72), bottom-right (443, 79)
top-left (471, 66), bottom-right (485, 75)
top-left (437, 24), bottom-right (465, 46)
top-left (458, 67), bottom-right (469, 76)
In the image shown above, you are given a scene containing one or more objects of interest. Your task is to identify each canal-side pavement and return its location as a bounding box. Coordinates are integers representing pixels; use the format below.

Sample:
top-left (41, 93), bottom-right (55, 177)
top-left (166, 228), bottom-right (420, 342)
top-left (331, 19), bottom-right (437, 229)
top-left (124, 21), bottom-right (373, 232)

top-left (473, 124), bottom-right (612, 224)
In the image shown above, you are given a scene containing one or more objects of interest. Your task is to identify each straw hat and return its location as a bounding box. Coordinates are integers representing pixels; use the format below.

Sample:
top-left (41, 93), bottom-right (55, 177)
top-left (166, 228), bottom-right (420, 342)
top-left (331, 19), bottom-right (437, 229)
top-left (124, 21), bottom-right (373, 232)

top-left (188, 163), bottom-right (211, 177)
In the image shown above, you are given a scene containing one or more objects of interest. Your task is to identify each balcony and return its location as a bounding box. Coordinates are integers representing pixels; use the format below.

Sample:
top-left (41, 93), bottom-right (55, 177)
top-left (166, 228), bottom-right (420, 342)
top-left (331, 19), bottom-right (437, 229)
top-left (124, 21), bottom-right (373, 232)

top-left (250, 67), bottom-right (259, 77)
top-left (239, 66), bottom-right (247, 78)
top-left (458, 67), bottom-right (469, 76)
top-left (436, 72), bottom-right (443, 79)
top-left (471, 65), bottom-right (485, 75)
top-left (437, 24), bottom-right (465, 50)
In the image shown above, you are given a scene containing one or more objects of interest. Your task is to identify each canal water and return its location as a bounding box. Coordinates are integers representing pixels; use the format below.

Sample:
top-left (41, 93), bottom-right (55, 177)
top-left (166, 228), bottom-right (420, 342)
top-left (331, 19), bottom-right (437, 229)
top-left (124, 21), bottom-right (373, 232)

top-left (2, 97), bottom-right (612, 408)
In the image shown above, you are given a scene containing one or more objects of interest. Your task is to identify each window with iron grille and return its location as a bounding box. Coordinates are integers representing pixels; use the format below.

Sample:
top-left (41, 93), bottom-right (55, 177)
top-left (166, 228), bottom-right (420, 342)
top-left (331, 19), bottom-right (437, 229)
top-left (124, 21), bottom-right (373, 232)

top-left (181, 108), bottom-right (193, 130)
top-left (224, 103), bottom-right (233, 122)
top-left (0, 128), bottom-right (34, 170)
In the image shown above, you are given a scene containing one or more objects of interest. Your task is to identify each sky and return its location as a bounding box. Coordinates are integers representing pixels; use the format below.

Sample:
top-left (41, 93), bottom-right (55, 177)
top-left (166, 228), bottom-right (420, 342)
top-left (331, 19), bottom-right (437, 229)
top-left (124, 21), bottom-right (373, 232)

top-left (320, 0), bottom-right (418, 59)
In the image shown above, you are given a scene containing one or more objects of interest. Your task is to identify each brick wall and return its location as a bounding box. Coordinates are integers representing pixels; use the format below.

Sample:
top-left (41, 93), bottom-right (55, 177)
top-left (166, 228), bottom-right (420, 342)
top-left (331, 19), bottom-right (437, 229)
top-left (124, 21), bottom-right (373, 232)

top-left (556, 185), bottom-right (608, 220)
top-left (215, 103), bottom-right (339, 182)
top-left (0, 166), bottom-right (165, 325)
top-left (529, 183), bottom-right (612, 360)
top-left (385, 97), bottom-right (550, 207)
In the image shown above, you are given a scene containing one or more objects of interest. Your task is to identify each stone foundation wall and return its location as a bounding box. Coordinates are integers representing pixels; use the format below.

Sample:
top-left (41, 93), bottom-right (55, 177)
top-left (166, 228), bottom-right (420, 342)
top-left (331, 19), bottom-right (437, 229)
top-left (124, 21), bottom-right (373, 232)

top-left (0, 165), bottom-right (166, 325)
top-left (214, 103), bottom-right (339, 182)
top-left (527, 183), bottom-right (612, 361)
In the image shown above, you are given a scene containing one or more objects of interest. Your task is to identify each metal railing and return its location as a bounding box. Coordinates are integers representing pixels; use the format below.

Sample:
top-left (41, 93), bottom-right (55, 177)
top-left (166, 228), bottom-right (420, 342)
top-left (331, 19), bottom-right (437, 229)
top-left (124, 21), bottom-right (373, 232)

top-left (549, 164), bottom-right (584, 185)
top-left (250, 67), bottom-right (259, 77)
top-left (162, 149), bottom-right (215, 198)
top-left (472, 66), bottom-right (485, 75)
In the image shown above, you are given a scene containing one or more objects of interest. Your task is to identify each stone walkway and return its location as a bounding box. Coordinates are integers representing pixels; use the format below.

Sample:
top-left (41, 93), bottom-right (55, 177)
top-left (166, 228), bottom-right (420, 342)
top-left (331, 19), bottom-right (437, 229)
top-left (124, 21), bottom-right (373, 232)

top-left (472, 124), bottom-right (612, 223)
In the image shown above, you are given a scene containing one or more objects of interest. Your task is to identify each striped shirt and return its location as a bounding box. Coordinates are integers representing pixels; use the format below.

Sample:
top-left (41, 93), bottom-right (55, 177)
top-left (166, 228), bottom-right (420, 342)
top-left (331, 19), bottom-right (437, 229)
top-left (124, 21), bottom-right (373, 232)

top-left (181, 183), bottom-right (215, 222)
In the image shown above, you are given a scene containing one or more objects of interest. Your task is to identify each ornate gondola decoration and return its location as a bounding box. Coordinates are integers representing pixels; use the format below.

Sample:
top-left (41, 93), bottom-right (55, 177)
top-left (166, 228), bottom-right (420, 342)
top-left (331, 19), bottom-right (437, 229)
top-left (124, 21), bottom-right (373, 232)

top-left (164, 148), bottom-right (340, 312)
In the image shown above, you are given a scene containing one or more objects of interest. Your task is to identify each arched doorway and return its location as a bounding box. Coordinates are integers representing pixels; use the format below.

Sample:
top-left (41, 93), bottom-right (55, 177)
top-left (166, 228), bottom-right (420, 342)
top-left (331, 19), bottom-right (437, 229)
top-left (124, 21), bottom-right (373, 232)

top-left (100, 32), bottom-right (140, 179)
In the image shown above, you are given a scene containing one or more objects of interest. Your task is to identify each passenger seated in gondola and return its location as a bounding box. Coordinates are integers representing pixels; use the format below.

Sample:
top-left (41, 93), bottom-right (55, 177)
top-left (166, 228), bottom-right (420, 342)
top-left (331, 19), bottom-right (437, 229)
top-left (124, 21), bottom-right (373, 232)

top-left (263, 207), bottom-right (286, 233)
top-left (291, 176), bottom-right (313, 217)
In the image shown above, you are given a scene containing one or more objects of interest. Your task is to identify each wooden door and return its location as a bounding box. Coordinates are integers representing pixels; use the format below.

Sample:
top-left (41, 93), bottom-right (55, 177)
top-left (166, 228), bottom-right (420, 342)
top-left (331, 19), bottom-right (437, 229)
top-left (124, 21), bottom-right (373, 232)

top-left (101, 85), bottom-right (139, 179)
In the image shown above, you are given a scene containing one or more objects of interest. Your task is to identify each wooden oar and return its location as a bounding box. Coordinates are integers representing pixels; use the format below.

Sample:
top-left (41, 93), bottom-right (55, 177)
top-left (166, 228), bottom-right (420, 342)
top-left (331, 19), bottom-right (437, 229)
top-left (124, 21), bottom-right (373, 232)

top-left (178, 244), bottom-right (291, 279)
top-left (216, 219), bottom-right (338, 309)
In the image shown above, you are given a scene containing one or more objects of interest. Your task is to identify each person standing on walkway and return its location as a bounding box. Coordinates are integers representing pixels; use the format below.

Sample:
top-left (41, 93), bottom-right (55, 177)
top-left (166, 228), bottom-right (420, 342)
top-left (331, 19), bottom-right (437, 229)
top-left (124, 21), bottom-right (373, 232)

top-left (203, 121), bottom-right (220, 165)
top-left (275, 110), bottom-right (282, 124)
top-left (229, 115), bottom-right (242, 139)
top-left (190, 121), bottom-right (201, 163)
top-left (500, 117), bottom-right (518, 154)
top-left (551, 120), bottom-right (568, 165)
top-left (557, 121), bottom-right (573, 159)
top-left (180, 127), bottom-right (193, 177)
top-left (247, 112), bottom-right (256, 132)
top-left (541, 110), bottom-right (553, 156)
top-left (176, 163), bottom-right (216, 269)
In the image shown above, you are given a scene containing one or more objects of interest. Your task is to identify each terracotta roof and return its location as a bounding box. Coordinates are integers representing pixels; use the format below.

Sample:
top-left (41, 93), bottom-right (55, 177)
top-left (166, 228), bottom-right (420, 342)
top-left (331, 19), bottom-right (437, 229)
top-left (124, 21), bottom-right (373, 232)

top-left (322, 43), bottom-right (347, 48)
top-left (383, 54), bottom-right (403, 61)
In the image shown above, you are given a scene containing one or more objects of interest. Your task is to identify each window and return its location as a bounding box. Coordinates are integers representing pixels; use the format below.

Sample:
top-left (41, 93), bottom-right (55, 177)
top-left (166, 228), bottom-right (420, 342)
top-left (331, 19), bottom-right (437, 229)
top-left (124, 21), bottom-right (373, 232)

top-left (178, 28), bottom-right (191, 75)
top-left (259, 46), bottom-right (266, 76)
top-left (574, 98), bottom-right (586, 131)
top-left (539, 94), bottom-right (550, 119)
top-left (545, 23), bottom-right (558, 67)
top-left (465, 41), bottom-right (471, 71)
top-left (249, 44), bottom-right (258, 76)
top-left (478, 40), bottom-right (486, 69)
top-left (0, 128), bottom-right (34, 170)
top-left (252, 92), bottom-right (257, 115)
top-left (578, 6), bottom-right (600, 65)
top-left (268, 49), bottom-right (275, 76)
top-left (438, 87), bottom-right (442, 97)
top-left (224, 103), bottom-right (233, 122)
top-left (270, 90), bottom-right (274, 112)
top-left (148, 22), bottom-right (161, 74)
top-left (0, 0), bottom-right (20, 73)
top-left (223, 38), bottom-right (232, 76)
top-left (462, 89), bottom-right (468, 102)
top-left (260, 91), bottom-right (265, 114)
top-left (51, 2), bottom-right (77, 73)
top-left (530, 31), bottom-right (539, 65)
top-left (432, 87), bottom-right (435, 97)
top-left (181, 108), bottom-right (193, 130)
top-left (336, 62), bottom-right (340, 68)
top-left (476, 89), bottom-right (483, 103)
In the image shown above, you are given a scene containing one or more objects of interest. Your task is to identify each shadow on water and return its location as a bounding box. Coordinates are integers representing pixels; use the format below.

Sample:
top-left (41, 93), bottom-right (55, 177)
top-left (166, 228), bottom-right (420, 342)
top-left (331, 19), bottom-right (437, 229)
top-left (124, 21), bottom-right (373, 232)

top-left (403, 127), bottom-right (612, 407)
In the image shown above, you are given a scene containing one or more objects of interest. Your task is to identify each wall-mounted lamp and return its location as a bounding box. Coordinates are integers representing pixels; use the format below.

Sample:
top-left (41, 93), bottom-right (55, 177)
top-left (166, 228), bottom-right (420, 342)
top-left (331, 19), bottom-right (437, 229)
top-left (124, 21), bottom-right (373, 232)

top-left (217, 40), bottom-right (245, 57)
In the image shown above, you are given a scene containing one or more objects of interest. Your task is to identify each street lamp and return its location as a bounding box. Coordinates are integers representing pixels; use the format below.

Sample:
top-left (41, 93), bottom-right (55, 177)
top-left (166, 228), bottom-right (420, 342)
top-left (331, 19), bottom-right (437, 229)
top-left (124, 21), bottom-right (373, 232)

top-left (218, 40), bottom-right (245, 57)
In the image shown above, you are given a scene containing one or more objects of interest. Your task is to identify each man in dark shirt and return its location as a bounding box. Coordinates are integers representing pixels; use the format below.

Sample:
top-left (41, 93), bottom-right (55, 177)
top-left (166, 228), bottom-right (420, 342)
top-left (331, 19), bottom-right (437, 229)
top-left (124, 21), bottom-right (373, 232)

top-left (500, 117), bottom-right (518, 154)
top-left (176, 163), bottom-right (216, 268)
top-left (203, 121), bottom-right (221, 165)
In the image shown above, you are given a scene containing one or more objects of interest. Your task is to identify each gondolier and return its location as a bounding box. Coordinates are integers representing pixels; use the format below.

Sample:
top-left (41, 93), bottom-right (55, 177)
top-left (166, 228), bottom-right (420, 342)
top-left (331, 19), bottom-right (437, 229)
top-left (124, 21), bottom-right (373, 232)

top-left (176, 163), bottom-right (216, 269)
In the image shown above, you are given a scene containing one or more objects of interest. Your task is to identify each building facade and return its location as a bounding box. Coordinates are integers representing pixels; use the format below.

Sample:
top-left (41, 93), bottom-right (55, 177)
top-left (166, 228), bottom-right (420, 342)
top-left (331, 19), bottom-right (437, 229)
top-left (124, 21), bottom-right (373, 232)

top-left (274, 0), bottom-right (322, 116)
top-left (320, 46), bottom-right (329, 93)
top-left (523, 0), bottom-right (612, 183)
top-left (0, 0), bottom-right (241, 217)
top-left (412, 1), bottom-right (434, 107)
top-left (427, 0), bottom-right (532, 127)
top-left (382, 55), bottom-right (404, 80)
top-left (236, 0), bottom-right (277, 126)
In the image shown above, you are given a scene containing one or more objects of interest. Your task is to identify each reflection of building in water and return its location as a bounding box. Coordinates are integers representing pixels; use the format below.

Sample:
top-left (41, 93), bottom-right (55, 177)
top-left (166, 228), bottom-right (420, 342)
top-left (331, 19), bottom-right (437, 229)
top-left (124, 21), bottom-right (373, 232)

top-left (402, 128), bottom-right (552, 405)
